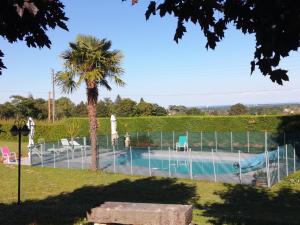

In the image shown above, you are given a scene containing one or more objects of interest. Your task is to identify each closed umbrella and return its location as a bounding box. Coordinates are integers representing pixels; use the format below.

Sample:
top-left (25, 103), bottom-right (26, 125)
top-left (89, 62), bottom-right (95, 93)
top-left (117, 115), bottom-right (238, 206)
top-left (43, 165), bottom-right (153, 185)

top-left (27, 117), bottom-right (35, 148)
top-left (110, 115), bottom-right (118, 145)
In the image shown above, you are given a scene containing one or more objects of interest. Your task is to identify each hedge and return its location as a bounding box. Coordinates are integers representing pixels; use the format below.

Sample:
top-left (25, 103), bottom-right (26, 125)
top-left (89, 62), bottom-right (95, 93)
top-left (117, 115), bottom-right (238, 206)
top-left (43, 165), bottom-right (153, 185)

top-left (0, 115), bottom-right (299, 142)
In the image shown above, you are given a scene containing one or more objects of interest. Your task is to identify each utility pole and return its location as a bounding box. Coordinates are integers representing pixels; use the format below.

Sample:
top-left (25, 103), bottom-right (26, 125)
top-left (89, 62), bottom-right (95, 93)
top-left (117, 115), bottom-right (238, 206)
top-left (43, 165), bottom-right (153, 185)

top-left (52, 69), bottom-right (56, 122)
top-left (48, 92), bottom-right (52, 122)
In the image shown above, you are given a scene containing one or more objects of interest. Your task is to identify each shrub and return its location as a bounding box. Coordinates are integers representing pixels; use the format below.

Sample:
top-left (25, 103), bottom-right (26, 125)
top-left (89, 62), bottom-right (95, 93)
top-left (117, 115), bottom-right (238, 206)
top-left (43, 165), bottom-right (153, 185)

top-left (0, 115), bottom-right (298, 142)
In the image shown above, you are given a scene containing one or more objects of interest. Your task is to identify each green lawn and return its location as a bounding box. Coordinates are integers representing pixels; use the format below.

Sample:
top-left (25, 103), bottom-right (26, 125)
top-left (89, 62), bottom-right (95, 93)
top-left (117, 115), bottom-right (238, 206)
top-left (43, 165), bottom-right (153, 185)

top-left (0, 164), bottom-right (300, 225)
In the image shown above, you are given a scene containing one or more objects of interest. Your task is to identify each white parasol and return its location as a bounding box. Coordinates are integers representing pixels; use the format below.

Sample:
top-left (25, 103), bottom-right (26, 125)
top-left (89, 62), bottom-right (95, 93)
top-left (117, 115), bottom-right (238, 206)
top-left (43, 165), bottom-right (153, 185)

top-left (27, 117), bottom-right (35, 148)
top-left (110, 115), bottom-right (118, 145)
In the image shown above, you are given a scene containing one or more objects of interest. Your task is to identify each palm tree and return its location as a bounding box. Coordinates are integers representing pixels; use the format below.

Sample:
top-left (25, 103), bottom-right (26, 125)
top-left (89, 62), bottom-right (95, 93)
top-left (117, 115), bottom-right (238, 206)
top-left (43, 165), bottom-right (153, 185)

top-left (56, 35), bottom-right (125, 170)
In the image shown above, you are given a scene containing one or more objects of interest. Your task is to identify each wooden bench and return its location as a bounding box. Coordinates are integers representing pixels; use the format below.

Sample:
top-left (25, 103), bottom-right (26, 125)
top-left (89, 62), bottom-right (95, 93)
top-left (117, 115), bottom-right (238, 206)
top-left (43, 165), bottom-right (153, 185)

top-left (87, 202), bottom-right (193, 225)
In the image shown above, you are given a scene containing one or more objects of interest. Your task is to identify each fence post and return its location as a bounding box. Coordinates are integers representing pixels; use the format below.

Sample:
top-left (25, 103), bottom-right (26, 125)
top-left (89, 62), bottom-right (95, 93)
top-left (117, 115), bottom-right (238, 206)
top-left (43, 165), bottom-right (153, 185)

top-left (106, 135), bottom-right (109, 150)
top-left (172, 131), bottom-right (175, 150)
top-left (230, 132), bottom-right (233, 152)
top-left (130, 146), bottom-right (133, 175)
top-left (189, 148), bottom-right (193, 179)
top-left (84, 146), bottom-right (87, 167)
top-left (137, 132), bottom-right (139, 142)
top-left (83, 137), bottom-right (86, 146)
top-left (168, 147), bottom-right (171, 177)
top-left (265, 131), bottom-right (270, 187)
top-left (117, 136), bottom-right (119, 150)
top-left (211, 149), bottom-right (217, 182)
top-left (67, 149), bottom-right (70, 169)
top-left (200, 131), bottom-right (203, 151)
top-left (113, 145), bottom-right (116, 173)
top-left (265, 131), bottom-right (268, 152)
top-left (294, 146), bottom-right (296, 173)
top-left (215, 131), bottom-right (218, 151)
top-left (161, 131), bottom-right (163, 150)
top-left (41, 144), bottom-right (44, 167)
top-left (186, 131), bottom-right (189, 150)
top-left (264, 150), bottom-right (268, 185)
top-left (238, 150), bottom-right (242, 184)
top-left (53, 150), bottom-right (56, 168)
top-left (71, 137), bottom-right (74, 159)
top-left (267, 150), bottom-right (271, 187)
top-left (147, 131), bottom-right (150, 149)
top-left (265, 150), bottom-right (270, 187)
top-left (277, 146), bottom-right (280, 182)
top-left (286, 144), bottom-right (288, 176)
top-left (50, 144), bottom-right (54, 168)
top-left (81, 147), bottom-right (84, 169)
top-left (264, 131), bottom-right (270, 186)
top-left (148, 146), bottom-right (151, 176)
top-left (247, 131), bottom-right (250, 153)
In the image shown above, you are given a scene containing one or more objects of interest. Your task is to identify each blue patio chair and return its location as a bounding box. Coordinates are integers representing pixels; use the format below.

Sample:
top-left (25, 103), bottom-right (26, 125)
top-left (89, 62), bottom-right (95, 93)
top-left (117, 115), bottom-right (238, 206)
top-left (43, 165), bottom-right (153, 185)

top-left (175, 135), bottom-right (188, 151)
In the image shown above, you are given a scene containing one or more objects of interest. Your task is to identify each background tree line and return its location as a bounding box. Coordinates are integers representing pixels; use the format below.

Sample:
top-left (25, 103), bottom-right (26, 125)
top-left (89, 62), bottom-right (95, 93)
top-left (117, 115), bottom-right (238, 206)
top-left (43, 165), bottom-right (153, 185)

top-left (0, 95), bottom-right (298, 120)
top-left (0, 95), bottom-right (168, 120)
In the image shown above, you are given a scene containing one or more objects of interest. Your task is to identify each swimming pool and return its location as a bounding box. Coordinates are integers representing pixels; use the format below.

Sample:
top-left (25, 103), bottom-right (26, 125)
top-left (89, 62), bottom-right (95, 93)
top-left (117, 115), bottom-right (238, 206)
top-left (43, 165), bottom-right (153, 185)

top-left (30, 136), bottom-right (299, 186)
top-left (114, 149), bottom-right (237, 176)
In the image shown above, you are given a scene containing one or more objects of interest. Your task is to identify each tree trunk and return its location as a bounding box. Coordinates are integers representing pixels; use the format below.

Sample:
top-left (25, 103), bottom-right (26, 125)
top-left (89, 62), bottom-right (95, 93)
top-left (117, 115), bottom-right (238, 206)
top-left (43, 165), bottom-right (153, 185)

top-left (86, 81), bottom-right (99, 171)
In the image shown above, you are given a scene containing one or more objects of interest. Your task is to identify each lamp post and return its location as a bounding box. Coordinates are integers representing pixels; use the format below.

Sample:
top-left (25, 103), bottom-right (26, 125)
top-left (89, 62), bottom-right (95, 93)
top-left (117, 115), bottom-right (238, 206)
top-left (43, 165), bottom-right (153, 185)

top-left (10, 119), bottom-right (30, 205)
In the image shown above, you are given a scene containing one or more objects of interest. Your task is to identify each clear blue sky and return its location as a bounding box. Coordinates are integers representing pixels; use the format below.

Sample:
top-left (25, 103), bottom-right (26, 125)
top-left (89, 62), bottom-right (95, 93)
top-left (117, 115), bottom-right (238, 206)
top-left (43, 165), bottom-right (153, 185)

top-left (0, 0), bottom-right (300, 107)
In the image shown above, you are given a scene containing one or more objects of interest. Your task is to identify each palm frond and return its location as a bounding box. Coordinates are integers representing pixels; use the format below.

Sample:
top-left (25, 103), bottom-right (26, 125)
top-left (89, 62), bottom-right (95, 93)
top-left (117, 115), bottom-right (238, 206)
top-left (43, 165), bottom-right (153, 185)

top-left (59, 34), bottom-right (125, 91)
top-left (81, 69), bottom-right (104, 83)
top-left (101, 39), bottom-right (112, 51)
top-left (99, 79), bottom-right (112, 91)
top-left (69, 42), bottom-right (79, 52)
top-left (112, 75), bottom-right (126, 87)
top-left (55, 71), bottom-right (78, 94)
top-left (61, 49), bottom-right (72, 60)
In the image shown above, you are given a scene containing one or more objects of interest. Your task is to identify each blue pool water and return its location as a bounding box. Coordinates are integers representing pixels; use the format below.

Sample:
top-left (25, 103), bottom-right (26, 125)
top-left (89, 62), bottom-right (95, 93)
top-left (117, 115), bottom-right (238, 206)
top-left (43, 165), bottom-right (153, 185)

top-left (114, 150), bottom-right (237, 175)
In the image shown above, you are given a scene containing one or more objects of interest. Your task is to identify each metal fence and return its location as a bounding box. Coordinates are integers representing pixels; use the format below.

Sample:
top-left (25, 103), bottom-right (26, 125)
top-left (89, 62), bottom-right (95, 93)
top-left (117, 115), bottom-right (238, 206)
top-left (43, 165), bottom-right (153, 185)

top-left (30, 131), bottom-right (300, 187)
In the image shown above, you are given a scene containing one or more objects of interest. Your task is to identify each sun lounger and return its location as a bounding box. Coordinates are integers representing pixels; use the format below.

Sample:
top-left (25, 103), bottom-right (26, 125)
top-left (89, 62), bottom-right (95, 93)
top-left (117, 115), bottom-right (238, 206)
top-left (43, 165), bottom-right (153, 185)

top-left (69, 140), bottom-right (90, 149)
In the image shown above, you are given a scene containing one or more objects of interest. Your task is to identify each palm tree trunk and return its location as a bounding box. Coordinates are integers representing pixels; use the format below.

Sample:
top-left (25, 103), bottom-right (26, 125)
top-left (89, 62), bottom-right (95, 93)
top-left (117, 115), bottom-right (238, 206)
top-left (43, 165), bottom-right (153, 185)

top-left (86, 81), bottom-right (98, 171)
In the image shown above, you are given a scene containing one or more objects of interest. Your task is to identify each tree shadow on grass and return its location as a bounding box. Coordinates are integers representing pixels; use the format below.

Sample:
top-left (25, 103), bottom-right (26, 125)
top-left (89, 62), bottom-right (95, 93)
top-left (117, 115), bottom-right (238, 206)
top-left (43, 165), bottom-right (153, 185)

top-left (0, 177), bottom-right (197, 225)
top-left (200, 184), bottom-right (300, 225)
top-left (273, 115), bottom-right (300, 156)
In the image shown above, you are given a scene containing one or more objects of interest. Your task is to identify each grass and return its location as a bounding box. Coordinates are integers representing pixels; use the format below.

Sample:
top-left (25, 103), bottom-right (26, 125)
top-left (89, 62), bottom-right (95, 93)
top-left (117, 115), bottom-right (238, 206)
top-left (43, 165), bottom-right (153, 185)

top-left (0, 164), bottom-right (300, 225)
